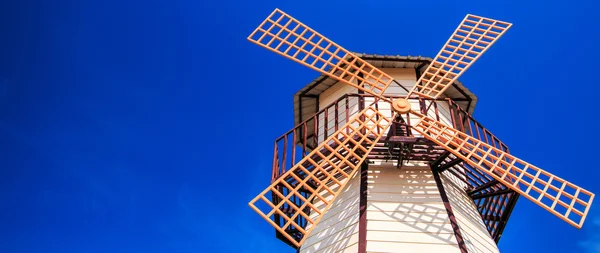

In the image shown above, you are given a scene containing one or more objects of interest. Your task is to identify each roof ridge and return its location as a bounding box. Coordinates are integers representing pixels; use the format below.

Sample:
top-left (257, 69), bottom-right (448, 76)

top-left (351, 52), bottom-right (432, 60)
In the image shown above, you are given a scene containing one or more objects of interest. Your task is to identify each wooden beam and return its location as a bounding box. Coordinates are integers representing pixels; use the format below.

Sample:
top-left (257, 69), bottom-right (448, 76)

top-left (437, 157), bottom-right (463, 172)
top-left (431, 151), bottom-right (451, 168)
top-left (471, 189), bottom-right (514, 200)
top-left (432, 168), bottom-right (469, 253)
top-left (358, 162), bottom-right (368, 253)
top-left (468, 179), bottom-right (502, 195)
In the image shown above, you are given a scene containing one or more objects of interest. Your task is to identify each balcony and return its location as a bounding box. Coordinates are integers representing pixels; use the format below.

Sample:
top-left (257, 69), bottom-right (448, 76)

top-left (269, 94), bottom-right (519, 247)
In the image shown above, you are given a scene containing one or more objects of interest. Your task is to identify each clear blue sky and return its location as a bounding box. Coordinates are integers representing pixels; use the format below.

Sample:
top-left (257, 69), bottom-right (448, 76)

top-left (1, 0), bottom-right (599, 252)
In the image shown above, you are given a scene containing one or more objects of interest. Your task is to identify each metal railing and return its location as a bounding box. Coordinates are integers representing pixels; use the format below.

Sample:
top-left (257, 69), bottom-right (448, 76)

top-left (271, 94), bottom-right (510, 181)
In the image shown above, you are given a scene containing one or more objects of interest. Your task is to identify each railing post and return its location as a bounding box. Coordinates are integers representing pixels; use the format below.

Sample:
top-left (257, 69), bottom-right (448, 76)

top-left (282, 135), bottom-right (288, 177)
top-left (324, 107), bottom-right (328, 140)
top-left (302, 123), bottom-right (307, 158)
top-left (314, 113), bottom-right (319, 146)
top-left (335, 100), bottom-right (339, 133)
top-left (272, 141), bottom-right (279, 182)
top-left (292, 128), bottom-right (297, 167)
top-left (345, 96), bottom-right (350, 135)
top-left (359, 95), bottom-right (365, 136)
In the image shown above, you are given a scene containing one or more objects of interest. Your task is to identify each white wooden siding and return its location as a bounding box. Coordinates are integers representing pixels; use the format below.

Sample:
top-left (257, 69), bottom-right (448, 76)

top-left (317, 81), bottom-right (360, 143)
top-left (441, 172), bottom-right (500, 253)
top-left (319, 81), bottom-right (358, 108)
top-left (300, 171), bottom-right (360, 253)
top-left (366, 164), bottom-right (461, 253)
top-left (379, 68), bottom-right (416, 96)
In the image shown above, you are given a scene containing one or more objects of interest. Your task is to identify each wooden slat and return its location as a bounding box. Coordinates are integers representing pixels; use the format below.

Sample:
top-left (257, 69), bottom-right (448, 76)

top-left (408, 14), bottom-right (512, 99)
top-left (411, 115), bottom-right (595, 228)
top-left (249, 103), bottom-right (393, 247)
top-left (248, 8), bottom-right (393, 99)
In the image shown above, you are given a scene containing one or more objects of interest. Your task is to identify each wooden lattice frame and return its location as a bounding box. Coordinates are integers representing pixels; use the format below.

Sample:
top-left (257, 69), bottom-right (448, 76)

top-left (247, 8), bottom-right (393, 99)
top-left (248, 104), bottom-right (392, 247)
top-left (408, 14), bottom-right (512, 99)
top-left (412, 115), bottom-right (595, 228)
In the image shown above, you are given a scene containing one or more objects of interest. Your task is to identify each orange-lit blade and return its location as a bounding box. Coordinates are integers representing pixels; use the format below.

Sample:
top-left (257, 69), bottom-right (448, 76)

top-left (248, 8), bottom-right (393, 100)
top-left (410, 114), bottom-right (594, 228)
top-left (408, 14), bottom-right (512, 99)
top-left (248, 103), bottom-right (393, 247)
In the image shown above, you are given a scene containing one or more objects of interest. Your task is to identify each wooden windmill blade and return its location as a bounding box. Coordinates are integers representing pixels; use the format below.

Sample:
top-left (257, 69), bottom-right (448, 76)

top-left (247, 8), bottom-right (394, 99)
top-left (408, 111), bottom-right (595, 228)
top-left (407, 14), bottom-right (512, 99)
top-left (402, 13), bottom-right (594, 228)
top-left (248, 104), bottom-right (393, 247)
top-left (247, 8), bottom-right (396, 247)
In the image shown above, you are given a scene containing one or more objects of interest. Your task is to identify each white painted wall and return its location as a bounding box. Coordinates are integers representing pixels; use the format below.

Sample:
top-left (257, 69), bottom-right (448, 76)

top-left (319, 81), bottom-right (358, 109)
top-left (441, 171), bottom-right (500, 253)
top-left (299, 171), bottom-right (360, 253)
top-left (317, 81), bottom-right (360, 144)
top-left (366, 163), bottom-right (462, 253)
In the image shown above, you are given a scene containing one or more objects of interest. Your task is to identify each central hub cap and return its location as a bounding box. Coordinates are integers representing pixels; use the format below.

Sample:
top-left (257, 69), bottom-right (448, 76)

top-left (392, 99), bottom-right (411, 113)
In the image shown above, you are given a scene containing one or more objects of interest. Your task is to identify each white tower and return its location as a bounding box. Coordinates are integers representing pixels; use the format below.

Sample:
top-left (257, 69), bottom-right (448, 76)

top-left (294, 56), bottom-right (510, 253)
top-left (247, 8), bottom-right (594, 253)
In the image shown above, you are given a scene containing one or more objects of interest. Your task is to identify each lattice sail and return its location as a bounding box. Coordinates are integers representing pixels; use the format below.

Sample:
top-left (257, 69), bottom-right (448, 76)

top-left (408, 14), bottom-right (512, 99)
top-left (411, 115), bottom-right (594, 228)
top-left (248, 8), bottom-right (393, 99)
top-left (248, 103), bottom-right (393, 247)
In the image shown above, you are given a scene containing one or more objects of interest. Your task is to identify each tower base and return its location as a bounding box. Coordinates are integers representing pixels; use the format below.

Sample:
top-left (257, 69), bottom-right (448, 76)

top-left (299, 161), bottom-right (500, 253)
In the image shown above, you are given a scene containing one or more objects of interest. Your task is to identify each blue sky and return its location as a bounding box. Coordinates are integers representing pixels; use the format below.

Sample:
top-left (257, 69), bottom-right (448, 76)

top-left (1, 0), bottom-right (599, 252)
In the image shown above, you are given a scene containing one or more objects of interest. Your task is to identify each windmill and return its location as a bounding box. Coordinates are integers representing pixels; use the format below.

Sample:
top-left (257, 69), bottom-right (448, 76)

top-left (247, 8), bottom-right (595, 253)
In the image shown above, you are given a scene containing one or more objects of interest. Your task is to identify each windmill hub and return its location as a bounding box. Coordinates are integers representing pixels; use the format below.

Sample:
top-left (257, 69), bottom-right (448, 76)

top-left (392, 99), bottom-right (411, 113)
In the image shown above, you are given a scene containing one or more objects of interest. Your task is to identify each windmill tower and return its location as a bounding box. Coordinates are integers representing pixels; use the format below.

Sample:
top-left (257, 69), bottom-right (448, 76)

top-left (248, 8), bottom-right (595, 253)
